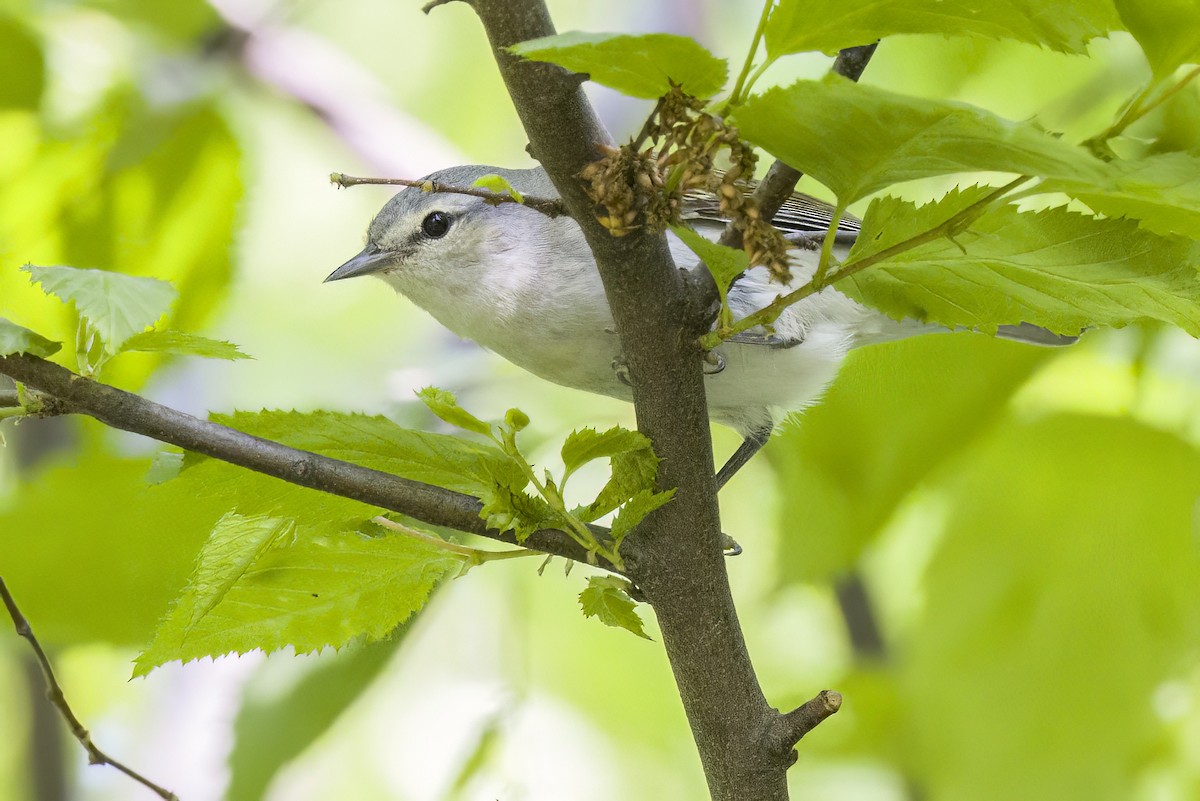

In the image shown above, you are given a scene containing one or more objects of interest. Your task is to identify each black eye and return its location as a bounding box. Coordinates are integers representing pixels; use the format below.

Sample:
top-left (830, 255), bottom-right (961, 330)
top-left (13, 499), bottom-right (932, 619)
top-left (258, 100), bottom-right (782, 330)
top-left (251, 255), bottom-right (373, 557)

top-left (421, 211), bottom-right (451, 238)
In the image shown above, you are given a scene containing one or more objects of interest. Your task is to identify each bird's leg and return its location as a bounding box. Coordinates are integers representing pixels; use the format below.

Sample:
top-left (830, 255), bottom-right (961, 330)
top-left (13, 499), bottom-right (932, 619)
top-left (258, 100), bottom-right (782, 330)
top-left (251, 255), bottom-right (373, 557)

top-left (715, 425), bottom-right (773, 491)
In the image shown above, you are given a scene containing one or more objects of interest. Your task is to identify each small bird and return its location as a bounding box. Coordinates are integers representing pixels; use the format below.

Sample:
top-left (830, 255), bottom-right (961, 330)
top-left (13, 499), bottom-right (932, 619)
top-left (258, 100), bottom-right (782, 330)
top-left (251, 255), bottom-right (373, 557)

top-left (327, 165), bottom-right (1070, 486)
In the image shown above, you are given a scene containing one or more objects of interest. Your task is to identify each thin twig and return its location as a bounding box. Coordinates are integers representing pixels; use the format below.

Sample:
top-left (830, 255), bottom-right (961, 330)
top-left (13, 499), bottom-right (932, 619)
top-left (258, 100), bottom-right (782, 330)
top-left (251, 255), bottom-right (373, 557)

top-left (329, 172), bottom-right (568, 217)
top-left (0, 577), bottom-right (179, 800)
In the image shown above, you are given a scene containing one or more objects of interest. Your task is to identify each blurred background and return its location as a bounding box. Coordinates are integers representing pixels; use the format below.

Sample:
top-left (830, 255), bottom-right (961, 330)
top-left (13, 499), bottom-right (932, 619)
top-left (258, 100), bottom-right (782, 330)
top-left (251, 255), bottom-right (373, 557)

top-left (1, 1), bottom-right (1199, 799)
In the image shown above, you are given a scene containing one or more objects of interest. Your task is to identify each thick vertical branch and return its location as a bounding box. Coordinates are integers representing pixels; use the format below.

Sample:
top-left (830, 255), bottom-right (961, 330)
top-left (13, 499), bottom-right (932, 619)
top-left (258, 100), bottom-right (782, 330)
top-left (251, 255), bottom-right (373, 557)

top-left (458, 1), bottom-right (789, 798)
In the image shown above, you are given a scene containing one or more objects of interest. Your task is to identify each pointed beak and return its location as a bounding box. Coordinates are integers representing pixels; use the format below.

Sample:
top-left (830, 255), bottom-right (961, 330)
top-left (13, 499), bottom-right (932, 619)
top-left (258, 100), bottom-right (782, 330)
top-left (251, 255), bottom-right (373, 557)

top-left (324, 244), bottom-right (394, 283)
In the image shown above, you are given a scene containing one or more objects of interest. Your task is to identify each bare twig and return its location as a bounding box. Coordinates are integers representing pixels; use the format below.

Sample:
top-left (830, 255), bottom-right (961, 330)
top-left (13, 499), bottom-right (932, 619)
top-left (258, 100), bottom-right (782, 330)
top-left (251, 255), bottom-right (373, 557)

top-left (775, 690), bottom-right (843, 761)
top-left (329, 172), bottom-right (568, 217)
top-left (0, 577), bottom-right (179, 800)
top-left (0, 353), bottom-right (621, 572)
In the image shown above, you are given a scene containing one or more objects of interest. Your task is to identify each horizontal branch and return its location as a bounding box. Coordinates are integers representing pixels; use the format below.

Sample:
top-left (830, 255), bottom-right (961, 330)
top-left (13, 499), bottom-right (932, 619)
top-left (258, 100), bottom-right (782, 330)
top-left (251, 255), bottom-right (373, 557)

top-left (0, 354), bottom-right (617, 571)
top-left (329, 172), bottom-right (568, 217)
top-left (1, 576), bottom-right (179, 800)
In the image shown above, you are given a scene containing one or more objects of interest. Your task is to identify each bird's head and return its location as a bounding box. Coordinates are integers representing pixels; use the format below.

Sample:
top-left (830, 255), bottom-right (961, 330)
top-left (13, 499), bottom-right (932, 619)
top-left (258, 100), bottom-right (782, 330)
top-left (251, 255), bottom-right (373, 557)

top-left (326, 165), bottom-right (533, 292)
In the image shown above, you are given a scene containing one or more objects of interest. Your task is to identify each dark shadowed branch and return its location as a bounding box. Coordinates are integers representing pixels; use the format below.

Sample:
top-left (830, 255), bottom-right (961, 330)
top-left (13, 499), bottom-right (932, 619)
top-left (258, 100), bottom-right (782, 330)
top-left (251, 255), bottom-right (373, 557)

top-left (0, 577), bottom-right (179, 801)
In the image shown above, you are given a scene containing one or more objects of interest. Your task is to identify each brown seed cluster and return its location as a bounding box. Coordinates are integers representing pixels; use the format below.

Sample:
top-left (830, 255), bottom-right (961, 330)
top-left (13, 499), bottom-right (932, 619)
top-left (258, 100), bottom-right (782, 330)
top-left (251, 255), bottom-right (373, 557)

top-left (579, 84), bottom-right (794, 283)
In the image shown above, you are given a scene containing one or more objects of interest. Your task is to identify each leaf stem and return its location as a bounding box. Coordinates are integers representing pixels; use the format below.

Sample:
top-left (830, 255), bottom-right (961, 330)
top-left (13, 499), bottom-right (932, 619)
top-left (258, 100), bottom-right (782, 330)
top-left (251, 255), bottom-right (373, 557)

top-left (724, 0), bottom-right (775, 111)
top-left (702, 176), bottom-right (1031, 346)
top-left (1084, 66), bottom-right (1200, 157)
top-left (811, 205), bottom-right (845, 286)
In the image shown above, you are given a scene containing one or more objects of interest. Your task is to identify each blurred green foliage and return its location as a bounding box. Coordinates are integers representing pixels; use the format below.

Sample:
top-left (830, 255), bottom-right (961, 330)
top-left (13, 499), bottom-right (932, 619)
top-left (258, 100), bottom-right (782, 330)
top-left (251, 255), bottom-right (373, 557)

top-left (0, 2), bottom-right (1199, 801)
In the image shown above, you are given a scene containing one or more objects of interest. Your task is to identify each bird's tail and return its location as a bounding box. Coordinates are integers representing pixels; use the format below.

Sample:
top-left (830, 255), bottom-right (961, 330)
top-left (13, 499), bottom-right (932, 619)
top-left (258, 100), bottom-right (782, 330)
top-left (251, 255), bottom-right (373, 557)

top-left (854, 318), bottom-right (1079, 348)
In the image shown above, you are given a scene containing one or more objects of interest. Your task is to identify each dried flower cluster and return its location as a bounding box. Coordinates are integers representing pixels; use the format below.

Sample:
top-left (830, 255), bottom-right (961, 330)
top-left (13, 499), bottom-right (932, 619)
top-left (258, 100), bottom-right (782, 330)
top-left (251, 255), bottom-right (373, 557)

top-left (579, 84), bottom-right (794, 282)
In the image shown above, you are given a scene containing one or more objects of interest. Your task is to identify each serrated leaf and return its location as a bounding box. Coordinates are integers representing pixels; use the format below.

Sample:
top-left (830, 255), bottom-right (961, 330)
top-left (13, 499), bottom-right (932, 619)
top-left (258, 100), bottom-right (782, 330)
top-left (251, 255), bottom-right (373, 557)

top-left (416, 386), bottom-right (493, 436)
top-left (120, 329), bottom-right (251, 361)
top-left (670, 225), bottom-right (748, 300)
top-left (578, 576), bottom-right (651, 639)
top-left (1114, 0), bottom-right (1200, 77)
top-left (848, 184), bottom-right (1000, 264)
top-left (0, 317), bottom-right (61, 358)
top-left (193, 411), bottom-right (526, 518)
top-left (511, 31), bottom-right (728, 99)
top-left (176, 512), bottom-right (297, 635)
top-left (23, 264), bottom-right (177, 353)
top-left (610, 489), bottom-right (675, 545)
top-left (764, 0), bottom-right (1118, 58)
top-left (733, 77), bottom-right (1108, 203)
top-left (577, 447), bottom-right (661, 522)
top-left (1038, 152), bottom-right (1200, 239)
top-left (473, 174), bottom-right (524, 203)
top-left (133, 514), bottom-right (464, 675)
top-left (561, 425), bottom-right (652, 478)
top-left (842, 200), bottom-right (1200, 336)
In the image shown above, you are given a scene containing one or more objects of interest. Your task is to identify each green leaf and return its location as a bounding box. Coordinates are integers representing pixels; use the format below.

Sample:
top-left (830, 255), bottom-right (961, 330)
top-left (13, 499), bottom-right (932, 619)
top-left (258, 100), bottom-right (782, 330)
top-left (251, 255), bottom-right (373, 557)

top-left (416, 386), bottom-right (493, 436)
top-left (23, 264), bottom-right (176, 353)
top-left (577, 447), bottom-right (661, 522)
top-left (227, 637), bottom-right (403, 801)
top-left (1038, 151), bottom-right (1200, 239)
top-left (610, 489), bottom-right (675, 545)
top-left (670, 225), bottom-right (749, 300)
top-left (0, 451), bottom-right (223, 646)
top-left (0, 317), bottom-right (61, 358)
top-left (773, 334), bottom-right (1050, 582)
top-left (764, 0), bottom-right (1118, 58)
top-left (133, 513), bottom-right (464, 675)
top-left (479, 484), bottom-right (557, 543)
top-left (1114, 0), bottom-right (1200, 77)
top-left (145, 450), bottom-right (184, 485)
top-left (473, 173), bottom-right (524, 203)
top-left (847, 184), bottom-right (1000, 264)
top-left (119, 329), bottom-right (251, 361)
top-left (578, 576), bottom-right (651, 639)
top-left (504, 407), bottom-right (530, 432)
top-left (560, 425), bottom-right (652, 478)
top-left (841, 199), bottom-right (1200, 336)
top-left (0, 15), bottom-right (44, 108)
top-left (903, 415), bottom-right (1200, 801)
top-left (196, 410), bottom-right (526, 509)
top-left (732, 77), bottom-right (1108, 203)
top-left (510, 31), bottom-right (728, 99)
